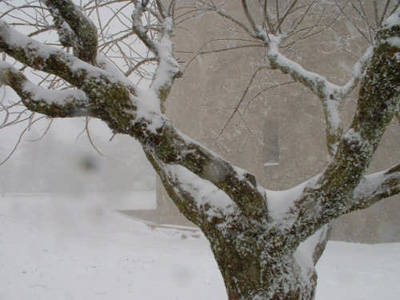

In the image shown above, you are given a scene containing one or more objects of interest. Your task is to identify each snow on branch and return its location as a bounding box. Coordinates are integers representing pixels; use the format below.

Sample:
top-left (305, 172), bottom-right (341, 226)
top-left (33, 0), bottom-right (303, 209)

top-left (0, 19), bottom-right (90, 88)
top-left (131, 1), bottom-right (159, 54)
top-left (0, 62), bottom-right (90, 118)
top-left (383, 6), bottom-right (400, 28)
top-left (0, 2), bottom-right (267, 223)
top-left (150, 17), bottom-right (182, 105)
top-left (44, 0), bottom-right (98, 64)
top-left (131, 3), bottom-right (182, 107)
top-left (45, 2), bottom-right (75, 48)
top-left (143, 149), bottom-right (216, 227)
top-left (264, 32), bottom-right (359, 157)
top-left (294, 224), bottom-right (331, 271)
top-left (266, 34), bottom-right (341, 99)
top-left (351, 164), bottom-right (400, 211)
top-left (137, 123), bottom-right (268, 220)
top-left (199, 1), bottom-right (377, 158)
top-left (256, 7), bottom-right (397, 159)
top-left (287, 17), bottom-right (400, 244)
top-left (97, 54), bottom-right (137, 95)
top-left (260, 5), bottom-right (400, 104)
top-left (264, 33), bottom-right (375, 103)
top-left (340, 46), bottom-right (374, 96)
top-left (0, 19), bottom-right (137, 100)
top-left (165, 163), bottom-right (237, 220)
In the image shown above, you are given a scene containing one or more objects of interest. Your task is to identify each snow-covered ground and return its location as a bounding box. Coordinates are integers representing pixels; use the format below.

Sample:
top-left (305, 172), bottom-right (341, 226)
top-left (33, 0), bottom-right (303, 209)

top-left (1, 192), bottom-right (399, 300)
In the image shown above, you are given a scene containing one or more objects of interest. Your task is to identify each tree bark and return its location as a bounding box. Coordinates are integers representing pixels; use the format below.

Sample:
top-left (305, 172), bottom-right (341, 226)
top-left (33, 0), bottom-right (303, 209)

top-left (206, 227), bottom-right (318, 300)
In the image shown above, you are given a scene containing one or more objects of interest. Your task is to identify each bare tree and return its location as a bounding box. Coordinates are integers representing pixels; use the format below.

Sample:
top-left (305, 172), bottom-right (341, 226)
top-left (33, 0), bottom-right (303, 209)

top-left (0, 0), bottom-right (399, 299)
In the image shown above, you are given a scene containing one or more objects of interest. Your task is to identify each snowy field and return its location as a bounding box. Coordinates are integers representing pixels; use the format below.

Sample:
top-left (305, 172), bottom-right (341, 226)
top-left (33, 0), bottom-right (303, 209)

top-left (1, 192), bottom-right (399, 300)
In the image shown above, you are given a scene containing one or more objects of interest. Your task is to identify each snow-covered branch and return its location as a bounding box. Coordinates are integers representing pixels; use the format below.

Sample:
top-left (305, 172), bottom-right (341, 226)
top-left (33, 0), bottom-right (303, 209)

top-left (143, 149), bottom-right (225, 227)
top-left (0, 20), bottom-right (97, 89)
top-left (294, 224), bottom-right (331, 269)
top-left (131, 1), bottom-right (159, 54)
top-left (0, 62), bottom-right (90, 118)
top-left (265, 33), bottom-right (345, 156)
top-left (0, 19), bottom-right (77, 85)
top-left (266, 33), bottom-right (374, 101)
top-left (164, 162), bottom-right (237, 226)
top-left (150, 17), bottom-right (182, 105)
top-left (44, 0), bottom-right (98, 64)
top-left (135, 122), bottom-right (268, 220)
top-left (45, 2), bottom-right (75, 48)
top-left (199, 0), bottom-right (377, 158)
top-left (289, 12), bottom-right (400, 243)
top-left (264, 32), bottom-right (376, 157)
top-left (340, 46), bottom-right (374, 96)
top-left (351, 164), bottom-right (400, 211)
top-left (0, 1), bottom-right (267, 222)
top-left (131, 3), bottom-right (181, 107)
top-left (0, 19), bottom-right (138, 107)
top-left (266, 34), bottom-right (341, 99)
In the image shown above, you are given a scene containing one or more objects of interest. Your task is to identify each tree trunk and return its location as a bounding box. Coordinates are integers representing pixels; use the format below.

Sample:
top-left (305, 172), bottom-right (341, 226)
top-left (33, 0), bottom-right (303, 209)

top-left (204, 227), bottom-right (318, 300)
